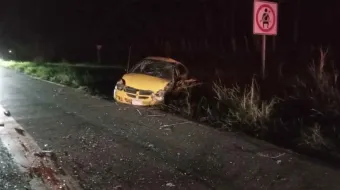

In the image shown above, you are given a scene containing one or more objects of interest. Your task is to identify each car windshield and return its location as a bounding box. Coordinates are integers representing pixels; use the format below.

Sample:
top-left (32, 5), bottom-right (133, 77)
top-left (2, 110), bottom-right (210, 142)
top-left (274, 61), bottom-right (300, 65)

top-left (130, 59), bottom-right (174, 80)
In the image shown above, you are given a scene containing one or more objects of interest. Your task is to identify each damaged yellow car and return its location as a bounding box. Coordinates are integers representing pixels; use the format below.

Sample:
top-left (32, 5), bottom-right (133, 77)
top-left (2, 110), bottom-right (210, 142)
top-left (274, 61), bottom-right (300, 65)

top-left (113, 56), bottom-right (197, 106)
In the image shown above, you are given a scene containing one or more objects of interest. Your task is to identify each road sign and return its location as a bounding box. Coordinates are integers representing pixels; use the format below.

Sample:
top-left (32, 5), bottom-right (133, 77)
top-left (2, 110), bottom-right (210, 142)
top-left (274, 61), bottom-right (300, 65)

top-left (252, 0), bottom-right (278, 79)
top-left (253, 0), bottom-right (278, 36)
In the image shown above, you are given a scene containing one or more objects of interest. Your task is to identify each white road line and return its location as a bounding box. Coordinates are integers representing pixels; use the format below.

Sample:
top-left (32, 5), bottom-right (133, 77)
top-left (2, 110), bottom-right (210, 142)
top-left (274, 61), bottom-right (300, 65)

top-left (0, 104), bottom-right (82, 190)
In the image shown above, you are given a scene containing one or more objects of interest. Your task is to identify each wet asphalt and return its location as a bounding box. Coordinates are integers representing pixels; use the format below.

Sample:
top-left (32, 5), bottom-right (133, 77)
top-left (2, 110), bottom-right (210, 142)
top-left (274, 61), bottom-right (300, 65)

top-left (1, 67), bottom-right (340, 190)
top-left (0, 140), bottom-right (31, 190)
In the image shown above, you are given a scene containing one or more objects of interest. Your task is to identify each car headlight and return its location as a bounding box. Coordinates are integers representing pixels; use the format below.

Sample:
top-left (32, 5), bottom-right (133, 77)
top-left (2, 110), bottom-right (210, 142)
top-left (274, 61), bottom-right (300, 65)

top-left (115, 79), bottom-right (125, 90)
top-left (152, 90), bottom-right (166, 101)
top-left (155, 90), bottom-right (165, 97)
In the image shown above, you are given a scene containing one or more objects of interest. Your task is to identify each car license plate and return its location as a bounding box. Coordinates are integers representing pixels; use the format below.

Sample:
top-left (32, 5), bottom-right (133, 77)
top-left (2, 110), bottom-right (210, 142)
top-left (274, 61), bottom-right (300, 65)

top-left (132, 99), bottom-right (143, 105)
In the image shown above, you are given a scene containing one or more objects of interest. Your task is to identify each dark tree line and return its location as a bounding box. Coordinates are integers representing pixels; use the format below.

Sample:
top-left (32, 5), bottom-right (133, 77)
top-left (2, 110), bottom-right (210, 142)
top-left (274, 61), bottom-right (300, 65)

top-left (0, 0), bottom-right (338, 64)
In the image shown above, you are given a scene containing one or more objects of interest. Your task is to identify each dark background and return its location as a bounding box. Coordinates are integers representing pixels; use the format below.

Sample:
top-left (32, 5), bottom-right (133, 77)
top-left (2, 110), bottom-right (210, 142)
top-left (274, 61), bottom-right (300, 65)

top-left (0, 0), bottom-right (339, 74)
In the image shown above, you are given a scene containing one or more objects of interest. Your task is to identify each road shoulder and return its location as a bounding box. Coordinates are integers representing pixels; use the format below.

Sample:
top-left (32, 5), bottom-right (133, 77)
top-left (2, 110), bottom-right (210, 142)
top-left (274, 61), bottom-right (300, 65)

top-left (0, 104), bottom-right (81, 190)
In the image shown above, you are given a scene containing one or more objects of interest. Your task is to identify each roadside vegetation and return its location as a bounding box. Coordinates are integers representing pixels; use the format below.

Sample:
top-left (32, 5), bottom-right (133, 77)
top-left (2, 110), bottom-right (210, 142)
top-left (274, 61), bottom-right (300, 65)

top-left (192, 48), bottom-right (340, 161)
top-left (0, 61), bottom-right (95, 88)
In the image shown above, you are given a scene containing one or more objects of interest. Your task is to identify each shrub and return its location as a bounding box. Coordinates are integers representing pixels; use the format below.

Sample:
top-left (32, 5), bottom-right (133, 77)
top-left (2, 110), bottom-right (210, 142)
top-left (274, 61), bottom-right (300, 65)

top-left (212, 77), bottom-right (277, 135)
top-left (282, 48), bottom-right (340, 153)
top-left (211, 48), bottom-right (340, 159)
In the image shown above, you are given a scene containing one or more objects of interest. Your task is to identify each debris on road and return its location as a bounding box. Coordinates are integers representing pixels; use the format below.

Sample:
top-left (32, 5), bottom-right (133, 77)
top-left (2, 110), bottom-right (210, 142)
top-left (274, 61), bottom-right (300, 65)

top-left (147, 114), bottom-right (166, 117)
top-left (20, 142), bottom-right (29, 152)
top-left (159, 121), bottom-right (191, 129)
top-left (166, 182), bottom-right (176, 187)
top-left (136, 109), bottom-right (142, 116)
top-left (3, 110), bottom-right (11, 116)
top-left (0, 106), bottom-right (11, 116)
top-left (0, 122), bottom-right (4, 127)
top-left (34, 151), bottom-right (65, 175)
top-left (113, 185), bottom-right (123, 190)
top-left (34, 150), bottom-right (54, 158)
top-left (144, 142), bottom-right (155, 150)
top-left (29, 161), bottom-right (62, 187)
top-left (62, 134), bottom-right (72, 139)
top-left (257, 152), bottom-right (286, 159)
top-left (14, 128), bottom-right (25, 136)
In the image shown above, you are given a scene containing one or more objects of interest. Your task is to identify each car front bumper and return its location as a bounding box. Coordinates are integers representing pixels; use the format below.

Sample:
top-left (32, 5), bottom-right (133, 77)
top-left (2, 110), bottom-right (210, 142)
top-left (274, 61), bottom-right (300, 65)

top-left (113, 89), bottom-right (163, 106)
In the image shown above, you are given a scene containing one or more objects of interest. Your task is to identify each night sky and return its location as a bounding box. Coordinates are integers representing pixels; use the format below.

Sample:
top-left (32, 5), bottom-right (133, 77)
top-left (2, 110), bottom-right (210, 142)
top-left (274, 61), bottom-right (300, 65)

top-left (0, 0), bottom-right (338, 63)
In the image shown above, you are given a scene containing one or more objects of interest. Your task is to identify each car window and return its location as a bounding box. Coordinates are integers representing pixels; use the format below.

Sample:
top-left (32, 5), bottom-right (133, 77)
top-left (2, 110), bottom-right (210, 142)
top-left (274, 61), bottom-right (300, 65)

top-left (131, 59), bottom-right (174, 80)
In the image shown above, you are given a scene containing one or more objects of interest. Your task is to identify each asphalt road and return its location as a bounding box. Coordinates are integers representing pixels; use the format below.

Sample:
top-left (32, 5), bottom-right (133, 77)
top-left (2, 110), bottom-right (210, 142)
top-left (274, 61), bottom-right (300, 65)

top-left (0, 140), bottom-right (32, 190)
top-left (1, 67), bottom-right (340, 190)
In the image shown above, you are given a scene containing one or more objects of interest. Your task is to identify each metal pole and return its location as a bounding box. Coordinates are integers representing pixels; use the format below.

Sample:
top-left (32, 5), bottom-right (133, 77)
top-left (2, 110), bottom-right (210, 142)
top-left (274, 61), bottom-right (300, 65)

top-left (262, 35), bottom-right (266, 79)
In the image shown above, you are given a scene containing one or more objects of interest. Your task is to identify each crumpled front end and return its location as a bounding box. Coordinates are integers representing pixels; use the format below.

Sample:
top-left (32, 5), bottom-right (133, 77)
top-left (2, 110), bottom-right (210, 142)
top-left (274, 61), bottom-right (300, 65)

top-left (113, 87), bottom-right (165, 106)
top-left (113, 74), bottom-right (170, 106)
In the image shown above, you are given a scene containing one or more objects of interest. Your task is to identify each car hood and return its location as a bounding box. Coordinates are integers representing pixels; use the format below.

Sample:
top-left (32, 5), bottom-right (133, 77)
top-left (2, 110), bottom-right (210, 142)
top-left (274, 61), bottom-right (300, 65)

top-left (122, 73), bottom-right (170, 92)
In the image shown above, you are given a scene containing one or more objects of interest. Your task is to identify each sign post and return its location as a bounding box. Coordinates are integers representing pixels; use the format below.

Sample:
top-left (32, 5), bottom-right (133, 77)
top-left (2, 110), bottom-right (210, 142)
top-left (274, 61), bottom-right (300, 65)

top-left (262, 35), bottom-right (266, 79)
top-left (253, 0), bottom-right (278, 79)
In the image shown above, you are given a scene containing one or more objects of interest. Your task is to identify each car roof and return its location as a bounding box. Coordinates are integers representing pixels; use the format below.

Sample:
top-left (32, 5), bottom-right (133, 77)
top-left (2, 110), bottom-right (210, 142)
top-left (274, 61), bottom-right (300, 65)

top-left (144, 56), bottom-right (181, 65)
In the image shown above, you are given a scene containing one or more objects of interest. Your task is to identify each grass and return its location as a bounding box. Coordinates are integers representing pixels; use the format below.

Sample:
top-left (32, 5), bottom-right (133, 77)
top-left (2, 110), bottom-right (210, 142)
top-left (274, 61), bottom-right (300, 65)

top-left (0, 60), bottom-right (95, 89)
top-left (212, 77), bottom-right (278, 135)
top-left (208, 48), bottom-right (340, 160)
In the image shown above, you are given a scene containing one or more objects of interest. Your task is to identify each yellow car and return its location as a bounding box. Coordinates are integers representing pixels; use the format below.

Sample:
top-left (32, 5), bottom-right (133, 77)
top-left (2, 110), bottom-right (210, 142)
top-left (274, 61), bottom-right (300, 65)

top-left (113, 56), bottom-right (190, 106)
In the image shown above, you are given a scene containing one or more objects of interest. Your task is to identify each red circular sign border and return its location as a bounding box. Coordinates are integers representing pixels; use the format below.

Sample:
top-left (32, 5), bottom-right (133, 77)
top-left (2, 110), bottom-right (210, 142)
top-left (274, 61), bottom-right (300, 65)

top-left (256, 4), bottom-right (276, 33)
